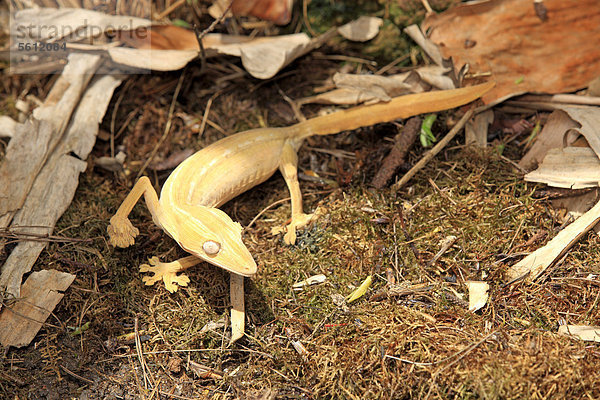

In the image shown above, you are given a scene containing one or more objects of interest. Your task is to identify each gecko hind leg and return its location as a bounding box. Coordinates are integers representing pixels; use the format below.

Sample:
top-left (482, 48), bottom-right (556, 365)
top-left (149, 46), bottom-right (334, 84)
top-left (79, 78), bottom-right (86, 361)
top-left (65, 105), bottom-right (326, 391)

top-left (139, 255), bottom-right (201, 293)
top-left (271, 141), bottom-right (316, 245)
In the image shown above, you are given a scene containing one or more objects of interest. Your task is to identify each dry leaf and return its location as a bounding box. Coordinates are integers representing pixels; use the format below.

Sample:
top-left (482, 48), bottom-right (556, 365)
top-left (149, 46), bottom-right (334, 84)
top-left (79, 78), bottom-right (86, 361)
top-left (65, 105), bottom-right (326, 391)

top-left (524, 147), bottom-right (600, 189)
top-left (338, 16), bottom-right (383, 42)
top-left (561, 106), bottom-right (600, 160)
top-left (558, 325), bottom-right (600, 342)
top-left (465, 109), bottom-right (494, 147)
top-left (423, 0), bottom-right (600, 104)
top-left (519, 110), bottom-right (580, 171)
top-left (0, 116), bottom-right (18, 138)
top-left (466, 281), bottom-right (489, 312)
top-left (231, 0), bottom-right (293, 25)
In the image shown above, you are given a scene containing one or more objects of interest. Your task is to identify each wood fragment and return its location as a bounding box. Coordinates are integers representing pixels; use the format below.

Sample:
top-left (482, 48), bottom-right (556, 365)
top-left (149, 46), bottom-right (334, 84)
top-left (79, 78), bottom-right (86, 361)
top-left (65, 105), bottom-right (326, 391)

top-left (507, 198), bottom-right (600, 282)
top-left (372, 116), bottom-right (421, 188)
top-left (229, 274), bottom-right (245, 344)
top-left (0, 270), bottom-right (75, 348)
top-left (392, 108), bottom-right (475, 190)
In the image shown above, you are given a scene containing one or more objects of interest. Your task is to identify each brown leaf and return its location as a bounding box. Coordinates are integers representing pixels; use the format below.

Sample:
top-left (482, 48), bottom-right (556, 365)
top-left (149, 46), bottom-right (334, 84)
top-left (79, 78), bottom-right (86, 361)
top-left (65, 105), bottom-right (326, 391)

top-left (423, 0), bottom-right (600, 103)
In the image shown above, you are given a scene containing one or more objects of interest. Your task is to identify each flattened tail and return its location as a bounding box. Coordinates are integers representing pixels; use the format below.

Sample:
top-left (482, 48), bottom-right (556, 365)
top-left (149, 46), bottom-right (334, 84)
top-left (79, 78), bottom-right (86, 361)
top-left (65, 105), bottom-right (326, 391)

top-left (293, 81), bottom-right (495, 139)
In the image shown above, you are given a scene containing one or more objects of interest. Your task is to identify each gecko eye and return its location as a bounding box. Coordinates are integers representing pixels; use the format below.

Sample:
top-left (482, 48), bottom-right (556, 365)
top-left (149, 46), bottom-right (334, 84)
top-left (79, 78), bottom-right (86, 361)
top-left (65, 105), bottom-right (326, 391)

top-left (203, 240), bottom-right (221, 255)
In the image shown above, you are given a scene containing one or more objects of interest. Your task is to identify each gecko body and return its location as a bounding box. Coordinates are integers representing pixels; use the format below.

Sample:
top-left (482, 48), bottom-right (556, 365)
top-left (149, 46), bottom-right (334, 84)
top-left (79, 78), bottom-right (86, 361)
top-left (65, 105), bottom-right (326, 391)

top-left (108, 82), bottom-right (494, 292)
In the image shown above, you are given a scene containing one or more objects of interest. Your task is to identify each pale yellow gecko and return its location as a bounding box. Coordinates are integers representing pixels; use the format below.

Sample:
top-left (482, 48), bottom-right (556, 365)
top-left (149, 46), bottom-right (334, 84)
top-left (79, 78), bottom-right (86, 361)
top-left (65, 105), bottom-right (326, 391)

top-left (107, 82), bottom-right (492, 339)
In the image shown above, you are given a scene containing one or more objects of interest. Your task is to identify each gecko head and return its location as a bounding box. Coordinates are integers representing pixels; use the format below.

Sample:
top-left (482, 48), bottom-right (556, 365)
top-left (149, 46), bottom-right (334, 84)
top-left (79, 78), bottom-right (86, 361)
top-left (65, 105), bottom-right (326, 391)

top-left (172, 205), bottom-right (257, 277)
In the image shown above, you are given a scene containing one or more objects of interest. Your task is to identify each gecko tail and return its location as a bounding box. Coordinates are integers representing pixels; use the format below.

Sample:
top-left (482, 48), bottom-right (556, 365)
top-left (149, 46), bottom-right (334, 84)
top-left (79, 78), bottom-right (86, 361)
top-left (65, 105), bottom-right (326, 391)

top-left (294, 81), bottom-right (495, 139)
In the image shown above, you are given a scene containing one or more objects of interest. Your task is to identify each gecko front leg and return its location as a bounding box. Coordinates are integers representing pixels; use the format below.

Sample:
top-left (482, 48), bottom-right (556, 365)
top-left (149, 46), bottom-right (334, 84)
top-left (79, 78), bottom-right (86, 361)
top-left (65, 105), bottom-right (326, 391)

top-left (108, 176), bottom-right (162, 247)
top-left (272, 140), bottom-right (315, 245)
top-left (140, 255), bottom-right (201, 293)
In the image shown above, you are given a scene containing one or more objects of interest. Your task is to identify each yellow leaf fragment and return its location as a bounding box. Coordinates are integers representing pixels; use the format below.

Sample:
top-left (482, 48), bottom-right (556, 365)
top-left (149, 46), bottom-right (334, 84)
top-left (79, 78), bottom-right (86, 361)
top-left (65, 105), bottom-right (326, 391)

top-left (466, 281), bottom-right (489, 312)
top-left (346, 275), bottom-right (373, 303)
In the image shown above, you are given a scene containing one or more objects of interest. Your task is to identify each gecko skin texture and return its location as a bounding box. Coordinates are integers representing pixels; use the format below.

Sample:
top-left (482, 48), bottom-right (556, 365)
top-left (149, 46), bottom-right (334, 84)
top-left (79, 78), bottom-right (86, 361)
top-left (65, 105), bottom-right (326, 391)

top-left (107, 82), bottom-right (494, 291)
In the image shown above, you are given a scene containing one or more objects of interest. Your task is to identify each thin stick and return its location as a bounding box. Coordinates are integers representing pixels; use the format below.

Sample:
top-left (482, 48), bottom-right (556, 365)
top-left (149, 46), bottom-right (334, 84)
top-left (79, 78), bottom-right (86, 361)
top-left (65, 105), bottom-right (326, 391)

top-left (155, 0), bottom-right (186, 20)
top-left (392, 108), bottom-right (474, 191)
top-left (302, 0), bottom-right (317, 36)
top-left (420, 0), bottom-right (434, 13)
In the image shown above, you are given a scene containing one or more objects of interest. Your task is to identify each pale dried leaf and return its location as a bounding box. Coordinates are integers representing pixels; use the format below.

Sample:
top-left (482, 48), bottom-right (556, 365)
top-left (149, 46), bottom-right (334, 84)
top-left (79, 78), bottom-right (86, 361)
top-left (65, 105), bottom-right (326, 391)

top-left (0, 116), bottom-right (18, 138)
top-left (414, 66), bottom-right (455, 90)
top-left (465, 109), bottom-right (494, 147)
top-left (404, 24), bottom-right (446, 67)
top-left (0, 270), bottom-right (75, 348)
top-left (466, 281), bottom-right (489, 312)
top-left (558, 325), bottom-right (600, 342)
top-left (292, 274), bottom-right (327, 289)
top-left (338, 16), bottom-right (383, 42)
top-left (524, 147), bottom-right (600, 189)
top-left (108, 48), bottom-right (198, 71)
top-left (519, 110), bottom-right (580, 171)
top-left (561, 106), bottom-right (600, 160)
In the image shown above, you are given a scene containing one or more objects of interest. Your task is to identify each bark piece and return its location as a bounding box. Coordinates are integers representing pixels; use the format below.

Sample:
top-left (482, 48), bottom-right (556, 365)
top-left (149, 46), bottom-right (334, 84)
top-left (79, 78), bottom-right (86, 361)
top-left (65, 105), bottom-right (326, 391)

top-left (0, 270), bottom-right (75, 348)
top-left (0, 69), bottom-right (122, 298)
top-left (0, 54), bottom-right (101, 227)
top-left (372, 116), bottom-right (421, 188)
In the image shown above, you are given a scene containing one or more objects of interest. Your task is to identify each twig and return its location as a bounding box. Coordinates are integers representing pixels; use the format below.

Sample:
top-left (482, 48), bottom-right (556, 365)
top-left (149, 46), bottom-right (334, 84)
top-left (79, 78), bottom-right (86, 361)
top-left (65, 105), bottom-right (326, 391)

top-left (136, 68), bottom-right (186, 180)
top-left (302, 0), bottom-right (317, 36)
top-left (420, 0), bottom-right (434, 13)
top-left (134, 317), bottom-right (153, 390)
top-left (197, 1), bottom-right (233, 41)
top-left (372, 117), bottom-right (421, 188)
top-left (155, 0), bottom-right (186, 20)
top-left (392, 108), bottom-right (475, 191)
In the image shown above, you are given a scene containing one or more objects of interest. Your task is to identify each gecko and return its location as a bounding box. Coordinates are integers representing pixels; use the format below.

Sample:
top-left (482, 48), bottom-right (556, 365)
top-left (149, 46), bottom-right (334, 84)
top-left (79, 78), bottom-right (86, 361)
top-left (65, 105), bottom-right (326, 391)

top-left (107, 82), bottom-right (493, 339)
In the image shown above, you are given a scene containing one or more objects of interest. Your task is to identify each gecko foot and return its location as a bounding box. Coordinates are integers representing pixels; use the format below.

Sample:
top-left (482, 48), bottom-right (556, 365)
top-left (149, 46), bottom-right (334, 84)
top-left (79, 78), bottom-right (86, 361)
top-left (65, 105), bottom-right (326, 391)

top-left (271, 213), bottom-right (315, 245)
top-left (108, 215), bottom-right (139, 248)
top-left (139, 256), bottom-right (191, 293)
